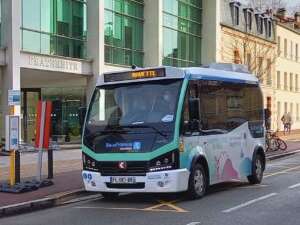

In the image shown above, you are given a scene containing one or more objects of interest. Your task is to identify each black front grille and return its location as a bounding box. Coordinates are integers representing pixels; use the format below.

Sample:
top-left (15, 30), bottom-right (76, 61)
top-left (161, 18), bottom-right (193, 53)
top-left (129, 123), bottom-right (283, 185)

top-left (99, 161), bottom-right (148, 176)
top-left (106, 183), bottom-right (145, 189)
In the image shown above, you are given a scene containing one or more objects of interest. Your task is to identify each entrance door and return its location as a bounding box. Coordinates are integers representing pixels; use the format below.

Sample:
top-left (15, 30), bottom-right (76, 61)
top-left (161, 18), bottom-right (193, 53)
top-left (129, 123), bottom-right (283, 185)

top-left (21, 89), bottom-right (41, 144)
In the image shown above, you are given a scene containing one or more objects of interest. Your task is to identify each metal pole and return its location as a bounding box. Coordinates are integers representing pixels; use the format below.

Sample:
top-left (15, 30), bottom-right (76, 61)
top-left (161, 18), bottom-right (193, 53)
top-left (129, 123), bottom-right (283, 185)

top-left (48, 148), bottom-right (53, 179)
top-left (37, 148), bottom-right (43, 182)
top-left (15, 150), bottom-right (20, 184)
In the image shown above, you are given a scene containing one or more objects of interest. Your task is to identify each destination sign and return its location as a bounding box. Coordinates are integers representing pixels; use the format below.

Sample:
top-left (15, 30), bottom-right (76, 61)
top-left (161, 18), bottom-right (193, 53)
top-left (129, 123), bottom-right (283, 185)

top-left (104, 68), bottom-right (166, 82)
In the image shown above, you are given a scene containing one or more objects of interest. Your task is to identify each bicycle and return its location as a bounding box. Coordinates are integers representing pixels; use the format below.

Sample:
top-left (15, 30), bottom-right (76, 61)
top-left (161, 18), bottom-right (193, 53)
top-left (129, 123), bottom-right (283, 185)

top-left (266, 130), bottom-right (287, 152)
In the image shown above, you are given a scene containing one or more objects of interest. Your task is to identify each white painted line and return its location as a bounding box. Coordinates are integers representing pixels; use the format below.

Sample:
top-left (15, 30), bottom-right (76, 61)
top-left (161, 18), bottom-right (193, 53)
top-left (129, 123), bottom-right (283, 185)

top-left (288, 183), bottom-right (300, 189)
top-left (186, 222), bottom-right (201, 225)
top-left (222, 193), bottom-right (278, 213)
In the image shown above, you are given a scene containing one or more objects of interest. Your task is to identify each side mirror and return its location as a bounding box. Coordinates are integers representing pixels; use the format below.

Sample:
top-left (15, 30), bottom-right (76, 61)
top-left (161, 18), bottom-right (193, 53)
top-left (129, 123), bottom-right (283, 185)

top-left (189, 119), bottom-right (200, 131)
top-left (189, 98), bottom-right (200, 121)
top-left (78, 107), bottom-right (87, 128)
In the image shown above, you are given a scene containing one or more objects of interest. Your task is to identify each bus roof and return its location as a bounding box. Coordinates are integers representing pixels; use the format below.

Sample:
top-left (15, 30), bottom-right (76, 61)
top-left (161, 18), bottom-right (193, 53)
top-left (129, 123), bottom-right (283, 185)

top-left (97, 66), bottom-right (259, 86)
top-left (183, 67), bottom-right (259, 85)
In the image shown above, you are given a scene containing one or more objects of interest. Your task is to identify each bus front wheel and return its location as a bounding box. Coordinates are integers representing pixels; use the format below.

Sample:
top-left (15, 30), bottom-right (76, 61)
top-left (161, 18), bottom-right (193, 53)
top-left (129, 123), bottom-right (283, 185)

top-left (101, 192), bottom-right (119, 200)
top-left (187, 163), bottom-right (208, 199)
top-left (247, 153), bottom-right (264, 184)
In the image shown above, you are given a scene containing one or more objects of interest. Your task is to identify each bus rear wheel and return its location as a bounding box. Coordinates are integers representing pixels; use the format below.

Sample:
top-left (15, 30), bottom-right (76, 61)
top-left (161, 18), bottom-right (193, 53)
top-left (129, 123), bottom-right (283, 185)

top-left (247, 154), bottom-right (264, 184)
top-left (187, 163), bottom-right (208, 199)
top-left (101, 192), bottom-right (119, 200)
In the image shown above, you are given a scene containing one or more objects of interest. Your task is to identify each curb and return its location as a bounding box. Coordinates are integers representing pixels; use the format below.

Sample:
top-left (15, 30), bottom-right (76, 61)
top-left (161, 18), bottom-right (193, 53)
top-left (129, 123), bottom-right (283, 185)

top-left (0, 189), bottom-right (101, 218)
top-left (266, 149), bottom-right (300, 161)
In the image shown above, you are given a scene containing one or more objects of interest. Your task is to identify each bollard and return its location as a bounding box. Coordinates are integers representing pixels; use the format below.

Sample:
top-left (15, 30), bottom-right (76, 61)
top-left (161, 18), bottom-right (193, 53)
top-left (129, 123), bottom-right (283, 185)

top-left (48, 148), bottom-right (53, 179)
top-left (9, 150), bottom-right (15, 186)
top-left (15, 150), bottom-right (20, 184)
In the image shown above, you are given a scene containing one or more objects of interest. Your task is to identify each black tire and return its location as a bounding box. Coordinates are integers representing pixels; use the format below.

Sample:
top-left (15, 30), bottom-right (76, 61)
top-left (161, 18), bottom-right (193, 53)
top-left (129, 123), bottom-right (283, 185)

top-left (277, 138), bottom-right (287, 151)
top-left (187, 163), bottom-right (208, 199)
top-left (247, 154), bottom-right (264, 184)
top-left (101, 192), bottom-right (119, 200)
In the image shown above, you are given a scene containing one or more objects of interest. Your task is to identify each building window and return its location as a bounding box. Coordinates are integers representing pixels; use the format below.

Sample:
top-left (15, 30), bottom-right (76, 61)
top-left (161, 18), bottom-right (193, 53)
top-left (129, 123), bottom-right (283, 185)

top-left (104, 0), bottom-right (144, 67)
top-left (163, 0), bottom-right (202, 67)
top-left (284, 38), bottom-right (287, 57)
top-left (296, 43), bottom-right (299, 61)
top-left (257, 57), bottom-right (263, 82)
top-left (266, 58), bottom-right (272, 86)
top-left (296, 74), bottom-right (299, 92)
top-left (284, 72), bottom-right (288, 90)
top-left (290, 41), bottom-right (293, 59)
top-left (297, 103), bottom-right (300, 121)
top-left (290, 73), bottom-right (293, 91)
top-left (277, 36), bottom-right (281, 56)
top-left (233, 49), bottom-right (241, 64)
top-left (284, 102), bottom-right (288, 113)
top-left (21, 0), bottom-right (87, 59)
top-left (256, 14), bottom-right (263, 34)
top-left (265, 19), bottom-right (272, 38)
top-left (246, 53), bottom-right (252, 72)
top-left (277, 71), bottom-right (281, 89)
top-left (244, 10), bottom-right (253, 31)
top-left (230, 2), bottom-right (240, 26)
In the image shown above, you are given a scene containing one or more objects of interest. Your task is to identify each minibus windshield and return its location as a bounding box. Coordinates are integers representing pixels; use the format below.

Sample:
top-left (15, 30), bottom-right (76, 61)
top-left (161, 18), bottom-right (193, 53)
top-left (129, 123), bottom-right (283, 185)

top-left (83, 79), bottom-right (182, 153)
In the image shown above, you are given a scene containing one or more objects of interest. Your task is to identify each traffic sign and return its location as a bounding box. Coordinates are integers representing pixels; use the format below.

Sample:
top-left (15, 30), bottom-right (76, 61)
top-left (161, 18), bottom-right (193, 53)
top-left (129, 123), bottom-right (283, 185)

top-left (8, 90), bottom-right (21, 106)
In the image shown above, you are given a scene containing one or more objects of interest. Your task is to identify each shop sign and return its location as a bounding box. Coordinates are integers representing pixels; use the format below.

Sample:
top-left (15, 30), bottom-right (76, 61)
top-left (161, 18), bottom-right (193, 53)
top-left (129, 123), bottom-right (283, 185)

top-left (28, 55), bottom-right (81, 74)
top-left (8, 90), bottom-right (21, 106)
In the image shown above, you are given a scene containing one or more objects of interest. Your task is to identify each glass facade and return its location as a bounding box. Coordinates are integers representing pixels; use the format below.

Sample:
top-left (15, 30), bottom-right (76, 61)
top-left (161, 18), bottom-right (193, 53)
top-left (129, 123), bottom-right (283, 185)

top-left (163, 0), bottom-right (202, 67)
top-left (104, 0), bottom-right (144, 67)
top-left (42, 87), bottom-right (86, 142)
top-left (21, 0), bottom-right (87, 59)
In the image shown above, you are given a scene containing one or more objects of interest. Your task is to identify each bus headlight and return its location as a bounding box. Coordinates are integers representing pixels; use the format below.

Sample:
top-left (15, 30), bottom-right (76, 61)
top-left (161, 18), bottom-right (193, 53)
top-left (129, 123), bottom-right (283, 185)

top-left (149, 150), bottom-right (179, 172)
top-left (82, 152), bottom-right (99, 172)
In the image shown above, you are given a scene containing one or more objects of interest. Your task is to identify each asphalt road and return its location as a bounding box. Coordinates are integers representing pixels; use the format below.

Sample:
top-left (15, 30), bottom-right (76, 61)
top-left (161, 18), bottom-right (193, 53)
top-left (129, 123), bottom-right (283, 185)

top-left (1, 154), bottom-right (300, 225)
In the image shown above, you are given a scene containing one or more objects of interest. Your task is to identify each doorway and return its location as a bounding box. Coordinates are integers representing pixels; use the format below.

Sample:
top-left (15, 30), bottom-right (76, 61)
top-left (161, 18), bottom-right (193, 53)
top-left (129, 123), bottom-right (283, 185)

top-left (21, 89), bottom-right (41, 144)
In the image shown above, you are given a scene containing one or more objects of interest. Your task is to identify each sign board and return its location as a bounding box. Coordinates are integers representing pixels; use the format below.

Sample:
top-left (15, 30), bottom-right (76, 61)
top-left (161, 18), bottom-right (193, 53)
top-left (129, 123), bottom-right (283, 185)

top-left (8, 90), bottom-right (21, 106)
top-left (5, 116), bottom-right (20, 150)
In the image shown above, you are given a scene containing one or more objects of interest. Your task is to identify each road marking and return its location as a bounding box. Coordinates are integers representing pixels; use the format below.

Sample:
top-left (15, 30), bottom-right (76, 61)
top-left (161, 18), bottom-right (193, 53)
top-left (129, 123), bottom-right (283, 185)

top-left (186, 222), bottom-right (201, 225)
top-left (264, 165), bottom-right (300, 178)
top-left (288, 183), bottom-right (300, 189)
top-left (222, 193), bottom-right (278, 213)
top-left (75, 206), bottom-right (186, 213)
top-left (238, 184), bottom-right (268, 189)
top-left (144, 199), bottom-right (188, 213)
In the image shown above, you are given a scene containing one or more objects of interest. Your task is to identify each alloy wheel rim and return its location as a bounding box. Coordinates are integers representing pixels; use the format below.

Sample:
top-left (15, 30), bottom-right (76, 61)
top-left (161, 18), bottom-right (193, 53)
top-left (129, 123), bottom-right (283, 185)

top-left (256, 158), bottom-right (262, 180)
top-left (194, 169), bottom-right (204, 195)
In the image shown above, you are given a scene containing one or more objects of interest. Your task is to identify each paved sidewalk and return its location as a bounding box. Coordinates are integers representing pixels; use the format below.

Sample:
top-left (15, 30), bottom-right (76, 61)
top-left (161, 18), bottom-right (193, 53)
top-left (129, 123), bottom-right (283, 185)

top-left (0, 170), bottom-right (83, 207)
top-left (0, 149), bottom-right (84, 208)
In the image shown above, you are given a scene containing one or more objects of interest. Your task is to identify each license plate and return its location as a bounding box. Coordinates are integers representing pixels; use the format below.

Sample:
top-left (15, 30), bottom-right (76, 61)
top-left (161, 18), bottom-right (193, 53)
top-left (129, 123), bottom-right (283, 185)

top-left (110, 176), bottom-right (136, 184)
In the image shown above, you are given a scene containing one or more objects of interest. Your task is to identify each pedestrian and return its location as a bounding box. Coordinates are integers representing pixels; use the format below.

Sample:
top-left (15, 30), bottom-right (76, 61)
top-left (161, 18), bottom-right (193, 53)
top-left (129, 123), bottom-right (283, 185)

top-left (286, 112), bottom-right (292, 134)
top-left (264, 108), bottom-right (271, 131)
top-left (281, 112), bottom-right (291, 135)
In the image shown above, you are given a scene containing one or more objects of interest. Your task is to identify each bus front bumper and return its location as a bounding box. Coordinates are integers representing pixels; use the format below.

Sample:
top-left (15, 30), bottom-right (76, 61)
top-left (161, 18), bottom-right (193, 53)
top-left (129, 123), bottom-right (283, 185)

top-left (82, 169), bottom-right (190, 193)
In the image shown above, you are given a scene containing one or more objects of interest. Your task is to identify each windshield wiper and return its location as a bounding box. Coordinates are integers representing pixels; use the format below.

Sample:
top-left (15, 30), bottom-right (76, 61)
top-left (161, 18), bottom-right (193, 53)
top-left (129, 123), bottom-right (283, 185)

top-left (123, 124), bottom-right (168, 138)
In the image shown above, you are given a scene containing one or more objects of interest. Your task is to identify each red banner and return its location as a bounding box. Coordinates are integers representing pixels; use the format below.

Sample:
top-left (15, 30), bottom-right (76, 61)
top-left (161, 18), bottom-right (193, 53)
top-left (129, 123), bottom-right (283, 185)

top-left (35, 101), bottom-right (52, 149)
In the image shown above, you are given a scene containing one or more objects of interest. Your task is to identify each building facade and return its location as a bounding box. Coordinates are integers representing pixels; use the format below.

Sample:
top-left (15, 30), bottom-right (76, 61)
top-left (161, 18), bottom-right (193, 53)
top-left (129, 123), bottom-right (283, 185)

top-left (275, 13), bottom-right (300, 131)
top-left (1, 0), bottom-right (220, 145)
top-left (219, 0), bottom-right (277, 129)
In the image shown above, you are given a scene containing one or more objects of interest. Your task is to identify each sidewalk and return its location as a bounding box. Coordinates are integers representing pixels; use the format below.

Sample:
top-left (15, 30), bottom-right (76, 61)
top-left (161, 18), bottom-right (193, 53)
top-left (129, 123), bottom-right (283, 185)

top-left (0, 170), bottom-right (83, 207)
top-left (266, 131), bottom-right (300, 159)
top-left (0, 149), bottom-right (84, 208)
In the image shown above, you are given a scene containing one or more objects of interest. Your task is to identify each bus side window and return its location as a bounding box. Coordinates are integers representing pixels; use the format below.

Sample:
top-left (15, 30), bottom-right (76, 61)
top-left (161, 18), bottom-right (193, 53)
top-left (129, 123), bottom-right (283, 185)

top-left (181, 81), bottom-right (201, 135)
